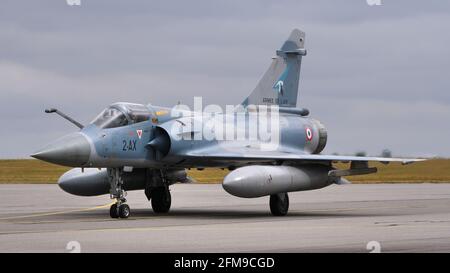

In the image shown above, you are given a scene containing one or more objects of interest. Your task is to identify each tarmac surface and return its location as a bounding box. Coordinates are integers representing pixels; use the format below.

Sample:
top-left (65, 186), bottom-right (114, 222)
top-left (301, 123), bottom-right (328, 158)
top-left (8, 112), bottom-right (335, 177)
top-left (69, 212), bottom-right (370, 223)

top-left (0, 183), bottom-right (449, 252)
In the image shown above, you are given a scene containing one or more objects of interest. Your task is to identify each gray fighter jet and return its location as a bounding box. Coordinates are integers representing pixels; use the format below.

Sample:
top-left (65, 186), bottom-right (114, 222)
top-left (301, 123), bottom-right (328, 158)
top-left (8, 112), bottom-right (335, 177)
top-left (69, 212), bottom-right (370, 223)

top-left (32, 29), bottom-right (424, 218)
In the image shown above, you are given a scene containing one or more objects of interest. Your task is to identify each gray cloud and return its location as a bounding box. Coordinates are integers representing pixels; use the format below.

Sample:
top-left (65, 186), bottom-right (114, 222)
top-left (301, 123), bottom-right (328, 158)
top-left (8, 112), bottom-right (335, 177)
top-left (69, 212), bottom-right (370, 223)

top-left (0, 0), bottom-right (449, 158)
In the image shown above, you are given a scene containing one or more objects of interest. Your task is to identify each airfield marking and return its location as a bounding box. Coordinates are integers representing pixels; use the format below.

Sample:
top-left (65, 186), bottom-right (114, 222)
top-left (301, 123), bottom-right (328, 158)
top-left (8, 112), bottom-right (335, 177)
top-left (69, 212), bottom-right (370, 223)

top-left (1, 219), bottom-right (449, 237)
top-left (0, 203), bottom-right (416, 222)
top-left (0, 204), bottom-right (415, 233)
top-left (0, 201), bottom-right (115, 221)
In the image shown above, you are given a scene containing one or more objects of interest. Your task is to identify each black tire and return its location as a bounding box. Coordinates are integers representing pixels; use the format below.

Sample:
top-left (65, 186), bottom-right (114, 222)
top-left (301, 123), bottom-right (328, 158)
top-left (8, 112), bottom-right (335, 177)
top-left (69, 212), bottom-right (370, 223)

top-left (144, 187), bottom-right (152, 201)
top-left (118, 204), bottom-right (130, 219)
top-left (110, 204), bottom-right (119, 218)
top-left (151, 187), bottom-right (171, 213)
top-left (270, 193), bottom-right (289, 216)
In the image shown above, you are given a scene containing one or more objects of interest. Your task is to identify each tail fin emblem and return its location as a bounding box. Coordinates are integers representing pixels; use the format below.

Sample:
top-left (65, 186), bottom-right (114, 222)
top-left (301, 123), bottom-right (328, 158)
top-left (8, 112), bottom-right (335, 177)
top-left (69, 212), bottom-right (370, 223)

top-left (273, 80), bottom-right (284, 94)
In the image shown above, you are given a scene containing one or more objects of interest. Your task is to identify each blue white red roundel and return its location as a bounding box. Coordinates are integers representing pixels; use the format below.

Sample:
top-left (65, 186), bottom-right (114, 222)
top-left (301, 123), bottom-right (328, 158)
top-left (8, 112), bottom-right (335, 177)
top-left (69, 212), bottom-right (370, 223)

top-left (305, 127), bottom-right (313, 141)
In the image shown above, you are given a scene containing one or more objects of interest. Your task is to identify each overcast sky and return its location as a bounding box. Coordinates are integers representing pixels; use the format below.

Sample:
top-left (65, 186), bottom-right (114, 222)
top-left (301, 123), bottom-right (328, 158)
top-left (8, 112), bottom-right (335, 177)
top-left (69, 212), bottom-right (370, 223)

top-left (1, 0), bottom-right (449, 158)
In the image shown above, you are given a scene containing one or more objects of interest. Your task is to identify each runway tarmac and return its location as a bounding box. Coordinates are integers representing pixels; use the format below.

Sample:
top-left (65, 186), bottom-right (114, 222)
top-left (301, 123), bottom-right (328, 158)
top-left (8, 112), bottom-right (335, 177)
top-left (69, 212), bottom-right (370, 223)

top-left (0, 183), bottom-right (449, 252)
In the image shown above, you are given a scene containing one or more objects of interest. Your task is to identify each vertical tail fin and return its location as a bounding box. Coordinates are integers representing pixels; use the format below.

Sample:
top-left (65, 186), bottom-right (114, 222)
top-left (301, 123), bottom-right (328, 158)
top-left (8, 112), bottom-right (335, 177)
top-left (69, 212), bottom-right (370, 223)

top-left (242, 29), bottom-right (306, 108)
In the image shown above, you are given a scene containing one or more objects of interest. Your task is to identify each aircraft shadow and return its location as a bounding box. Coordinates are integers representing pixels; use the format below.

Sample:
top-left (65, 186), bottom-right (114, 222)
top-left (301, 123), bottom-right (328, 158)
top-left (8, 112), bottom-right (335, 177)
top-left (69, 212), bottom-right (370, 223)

top-left (94, 208), bottom-right (395, 220)
top-left (6, 207), bottom-right (399, 222)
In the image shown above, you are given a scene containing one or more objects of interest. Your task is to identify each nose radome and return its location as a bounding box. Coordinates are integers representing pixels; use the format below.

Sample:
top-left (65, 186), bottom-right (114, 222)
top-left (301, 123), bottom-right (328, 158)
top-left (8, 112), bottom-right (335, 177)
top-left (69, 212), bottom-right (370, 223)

top-left (31, 133), bottom-right (91, 167)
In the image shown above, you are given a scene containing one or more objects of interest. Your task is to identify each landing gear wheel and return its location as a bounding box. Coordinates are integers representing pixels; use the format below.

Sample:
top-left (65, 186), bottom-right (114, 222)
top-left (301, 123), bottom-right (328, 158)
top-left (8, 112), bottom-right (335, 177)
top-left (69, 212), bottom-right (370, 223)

top-left (270, 193), bottom-right (289, 216)
top-left (151, 187), bottom-right (171, 213)
top-left (118, 204), bottom-right (130, 219)
top-left (110, 204), bottom-right (119, 218)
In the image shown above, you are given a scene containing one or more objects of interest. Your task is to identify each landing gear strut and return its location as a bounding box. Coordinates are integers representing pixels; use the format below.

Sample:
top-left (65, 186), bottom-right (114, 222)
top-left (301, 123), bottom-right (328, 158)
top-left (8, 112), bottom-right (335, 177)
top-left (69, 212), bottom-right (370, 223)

top-left (270, 192), bottom-right (289, 216)
top-left (145, 170), bottom-right (172, 214)
top-left (108, 168), bottom-right (130, 219)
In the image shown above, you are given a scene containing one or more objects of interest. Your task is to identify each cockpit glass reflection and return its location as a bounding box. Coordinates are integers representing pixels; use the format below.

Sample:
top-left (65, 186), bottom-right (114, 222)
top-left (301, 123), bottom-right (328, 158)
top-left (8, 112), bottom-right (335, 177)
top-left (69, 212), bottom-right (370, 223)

top-left (91, 107), bottom-right (128, 129)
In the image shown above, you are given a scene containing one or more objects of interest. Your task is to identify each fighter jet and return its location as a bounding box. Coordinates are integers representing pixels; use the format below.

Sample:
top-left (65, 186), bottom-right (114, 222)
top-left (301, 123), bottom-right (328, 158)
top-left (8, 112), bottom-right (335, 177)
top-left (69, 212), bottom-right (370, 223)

top-left (32, 29), bottom-right (424, 218)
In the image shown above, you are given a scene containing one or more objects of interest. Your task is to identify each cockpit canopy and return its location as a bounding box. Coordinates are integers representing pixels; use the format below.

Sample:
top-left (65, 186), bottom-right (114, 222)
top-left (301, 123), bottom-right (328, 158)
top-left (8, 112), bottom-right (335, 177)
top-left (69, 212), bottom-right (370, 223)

top-left (91, 103), bottom-right (152, 129)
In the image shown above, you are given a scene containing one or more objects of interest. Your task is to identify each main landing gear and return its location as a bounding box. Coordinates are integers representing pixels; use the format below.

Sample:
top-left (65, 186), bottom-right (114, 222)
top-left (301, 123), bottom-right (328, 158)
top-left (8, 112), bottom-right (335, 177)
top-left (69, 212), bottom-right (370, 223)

top-left (108, 168), bottom-right (130, 219)
top-left (145, 170), bottom-right (172, 214)
top-left (270, 192), bottom-right (289, 216)
top-left (151, 186), bottom-right (171, 213)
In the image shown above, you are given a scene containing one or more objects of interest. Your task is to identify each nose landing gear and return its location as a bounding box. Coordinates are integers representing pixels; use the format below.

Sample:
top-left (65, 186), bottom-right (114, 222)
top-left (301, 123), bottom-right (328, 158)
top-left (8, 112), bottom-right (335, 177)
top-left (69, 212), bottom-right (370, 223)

top-left (109, 202), bottom-right (130, 219)
top-left (108, 168), bottom-right (130, 219)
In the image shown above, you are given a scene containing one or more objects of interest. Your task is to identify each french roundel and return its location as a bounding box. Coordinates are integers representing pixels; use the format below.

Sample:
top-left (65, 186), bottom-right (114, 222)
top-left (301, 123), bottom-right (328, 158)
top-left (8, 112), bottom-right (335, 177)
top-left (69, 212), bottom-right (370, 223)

top-left (305, 127), bottom-right (313, 141)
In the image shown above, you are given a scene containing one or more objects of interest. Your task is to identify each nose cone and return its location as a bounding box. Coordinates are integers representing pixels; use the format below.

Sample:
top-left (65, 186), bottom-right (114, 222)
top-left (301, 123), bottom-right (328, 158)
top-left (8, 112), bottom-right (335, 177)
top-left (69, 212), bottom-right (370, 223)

top-left (31, 133), bottom-right (91, 167)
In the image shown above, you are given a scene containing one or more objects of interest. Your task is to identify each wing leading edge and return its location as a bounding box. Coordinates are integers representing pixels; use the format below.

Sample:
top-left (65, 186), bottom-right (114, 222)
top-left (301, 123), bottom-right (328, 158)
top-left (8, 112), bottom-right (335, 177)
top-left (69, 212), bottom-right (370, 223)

top-left (185, 148), bottom-right (425, 165)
